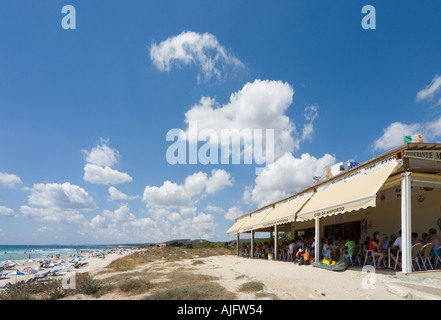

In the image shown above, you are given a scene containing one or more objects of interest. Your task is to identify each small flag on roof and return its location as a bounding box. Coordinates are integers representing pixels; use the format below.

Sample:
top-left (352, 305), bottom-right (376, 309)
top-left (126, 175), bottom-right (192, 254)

top-left (313, 176), bottom-right (320, 184)
top-left (404, 134), bottom-right (423, 143)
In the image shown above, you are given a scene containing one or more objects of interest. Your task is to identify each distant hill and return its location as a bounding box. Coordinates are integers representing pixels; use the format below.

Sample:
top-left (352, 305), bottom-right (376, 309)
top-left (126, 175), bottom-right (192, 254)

top-left (164, 239), bottom-right (211, 247)
top-left (161, 238), bottom-right (272, 248)
top-left (161, 239), bottom-right (236, 249)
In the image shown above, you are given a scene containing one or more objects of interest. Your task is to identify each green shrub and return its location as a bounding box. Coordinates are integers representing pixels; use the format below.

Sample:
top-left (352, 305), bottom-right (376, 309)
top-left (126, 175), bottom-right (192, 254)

top-left (119, 278), bottom-right (153, 294)
top-left (239, 281), bottom-right (264, 292)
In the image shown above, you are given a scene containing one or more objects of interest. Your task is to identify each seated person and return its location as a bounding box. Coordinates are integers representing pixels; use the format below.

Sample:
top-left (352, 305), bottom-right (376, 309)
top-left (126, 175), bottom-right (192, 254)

top-left (322, 238), bottom-right (333, 260)
top-left (411, 232), bottom-right (419, 245)
top-left (421, 233), bottom-right (429, 245)
top-left (343, 235), bottom-right (356, 258)
top-left (381, 234), bottom-right (389, 249)
top-left (369, 231), bottom-right (387, 268)
top-left (428, 228), bottom-right (441, 258)
top-left (390, 230), bottom-right (402, 269)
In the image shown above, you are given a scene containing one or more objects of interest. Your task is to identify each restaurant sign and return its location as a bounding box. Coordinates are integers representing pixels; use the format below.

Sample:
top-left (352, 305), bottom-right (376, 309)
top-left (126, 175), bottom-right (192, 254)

top-left (404, 150), bottom-right (441, 161)
top-left (313, 206), bottom-right (345, 218)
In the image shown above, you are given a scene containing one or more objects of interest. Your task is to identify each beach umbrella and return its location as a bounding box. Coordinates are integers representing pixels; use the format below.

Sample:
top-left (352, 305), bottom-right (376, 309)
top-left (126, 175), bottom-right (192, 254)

top-left (4, 270), bottom-right (25, 283)
top-left (4, 270), bottom-right (24, 275)
top-left (23, 259), bottom-right (35, 263)
top-left (1, 260), bottom-right (14, 264)
top-left (61, 265), bottom-right (74, 272)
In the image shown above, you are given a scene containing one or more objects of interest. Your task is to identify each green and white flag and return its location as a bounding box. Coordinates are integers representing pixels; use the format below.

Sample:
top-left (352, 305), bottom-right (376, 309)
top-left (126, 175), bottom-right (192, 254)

top-left (404, 134), bottom-right (423, 143)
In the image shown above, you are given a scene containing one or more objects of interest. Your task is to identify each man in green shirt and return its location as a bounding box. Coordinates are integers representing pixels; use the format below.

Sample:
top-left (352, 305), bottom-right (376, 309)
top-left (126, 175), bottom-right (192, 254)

top-left (343, 235), bottom-right (356, 258)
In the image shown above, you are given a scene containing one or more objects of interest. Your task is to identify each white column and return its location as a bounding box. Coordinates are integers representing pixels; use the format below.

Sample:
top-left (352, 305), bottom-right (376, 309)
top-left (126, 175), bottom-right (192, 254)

top-left (251, 231), bottom-right (255, 258)
top-left (236, 233), bottom-right (240, 256)
top-left (274, 225), bottom-right (279, 260)
top-left (401, 172), bottom-right (412, 273)
top-left (315, 217), bottom-right (320, 261)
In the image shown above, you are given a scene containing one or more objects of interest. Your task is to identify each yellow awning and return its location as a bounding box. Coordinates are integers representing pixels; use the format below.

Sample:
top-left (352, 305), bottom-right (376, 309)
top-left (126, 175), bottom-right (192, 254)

top-left (226, 218), bottom-right (248, 235)
top-left (296, 160), bottom-right (399, 222)
top-left (238, 208), bottom-right (273, 233)
top-left (257, 193), bottom-right (313, 228)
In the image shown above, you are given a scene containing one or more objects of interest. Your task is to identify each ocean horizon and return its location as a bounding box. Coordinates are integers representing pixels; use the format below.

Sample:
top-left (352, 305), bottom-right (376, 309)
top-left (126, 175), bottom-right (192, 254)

top-left (0, 244), bottom-right (148, 261)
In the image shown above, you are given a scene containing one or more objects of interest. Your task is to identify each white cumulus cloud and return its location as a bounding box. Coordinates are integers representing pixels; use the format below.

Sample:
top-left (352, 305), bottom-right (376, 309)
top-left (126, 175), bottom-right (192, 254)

top-left (184, 80), bottom-right (299, 160)
top-left (142, 169), bottom-right (232, 240)
top-left (0, 172), bottom-right (22, 188)
top-left (107, 186), bottom-right (139, 201)
top-left (82, 139), bottom-right (133, 185)
top-left (0, 206), bottom-right (17, 217)
top-left (150, 30), bottom-right (243, 82)
top-left (224, 206), bottom-right (244, 221)
top-left (416, 75), bottom-right (441, 105)
top-left (143, 169), bottom-right (232, 212)
top-left (20, 182), bottom-right (96, 225)
top-left (373, 115), bottom-right (441, 151)
top-left (84, 164), bottom-right (133, 185)
top-left (243, 152), bottom-right (336, 208)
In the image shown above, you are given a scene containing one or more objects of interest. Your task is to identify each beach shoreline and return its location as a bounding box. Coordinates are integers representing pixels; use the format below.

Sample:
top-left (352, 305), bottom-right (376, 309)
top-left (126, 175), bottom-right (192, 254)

top-left (0, 248), bottom-right (138, 289)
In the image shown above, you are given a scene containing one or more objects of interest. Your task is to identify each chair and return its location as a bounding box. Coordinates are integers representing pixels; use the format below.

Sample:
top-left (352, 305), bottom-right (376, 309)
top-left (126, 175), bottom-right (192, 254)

top-left (363, 247), bottom-right (386, 269)
top-left (430, 245), bottom-right (441, 267)
top-left (363, 249), bottom-right (377, 268)
top-left (419, 243), bottom-right (433, 270)
top-left (279, 248), bottom-right (287, 261)
top-left (395, 243), bottom-right (423, 271)
top-left (344, 245), bottom-right (361, 266)
top-left (32, 271), bottom-right (50, 281)
top-left (412, 243), bottom-right (423, 271)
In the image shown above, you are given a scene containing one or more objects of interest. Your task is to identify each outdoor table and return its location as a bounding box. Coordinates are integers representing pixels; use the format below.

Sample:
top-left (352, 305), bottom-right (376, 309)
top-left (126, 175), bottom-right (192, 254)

top-left (379, 247), bottom-right (395, 268)
top-left (387, 247), bottom-right (399, 269)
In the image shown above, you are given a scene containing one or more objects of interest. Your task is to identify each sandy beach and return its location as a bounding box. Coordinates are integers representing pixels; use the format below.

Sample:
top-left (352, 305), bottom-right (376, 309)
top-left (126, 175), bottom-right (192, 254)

top-left (42, 248), bottom-right (410, 300)
top-left (0, 248), bottom-right (137, 289)
top-left (1, 247), bottom-right (409, 300)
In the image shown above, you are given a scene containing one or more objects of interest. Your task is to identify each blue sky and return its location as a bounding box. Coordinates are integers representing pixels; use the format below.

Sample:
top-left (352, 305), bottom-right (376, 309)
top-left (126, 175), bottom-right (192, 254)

top-left (1, 1), bottom-right (441, 245)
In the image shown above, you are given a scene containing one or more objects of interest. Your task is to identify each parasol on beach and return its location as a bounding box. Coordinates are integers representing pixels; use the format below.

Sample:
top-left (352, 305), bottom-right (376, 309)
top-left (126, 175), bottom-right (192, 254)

top-left (1, 260), bottom-right (14, 264)
top-left (23, 259), bottom-right (36, 263)
top-left (7, 262), bottom-right (20, 267)
top-left (4, 270), bottom-right (25, 283)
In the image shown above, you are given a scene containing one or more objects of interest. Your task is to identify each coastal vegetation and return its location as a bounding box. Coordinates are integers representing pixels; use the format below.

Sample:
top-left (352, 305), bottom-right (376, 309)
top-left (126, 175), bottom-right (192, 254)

top-left (1, 244), bottom-right (239, 300)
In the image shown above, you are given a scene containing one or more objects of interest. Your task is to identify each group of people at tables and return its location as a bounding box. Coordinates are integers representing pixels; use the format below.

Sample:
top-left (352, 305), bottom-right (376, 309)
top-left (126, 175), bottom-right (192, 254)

top-left (239, 227), bottom-right (441, 270)
top-left (360, 228), bottom-right (441, 269)
top-left (240, 236), bottom-right (316, 260)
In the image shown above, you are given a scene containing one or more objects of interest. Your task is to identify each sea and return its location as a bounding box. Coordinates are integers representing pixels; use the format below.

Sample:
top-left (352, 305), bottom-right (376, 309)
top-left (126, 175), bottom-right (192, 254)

top-left (0, 244), bottom-right (128, 261)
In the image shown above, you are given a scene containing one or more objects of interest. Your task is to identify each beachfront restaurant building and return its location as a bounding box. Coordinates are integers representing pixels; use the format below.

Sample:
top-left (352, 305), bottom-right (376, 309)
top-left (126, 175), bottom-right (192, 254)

top-left (227, 143), bottom-right (441, 273)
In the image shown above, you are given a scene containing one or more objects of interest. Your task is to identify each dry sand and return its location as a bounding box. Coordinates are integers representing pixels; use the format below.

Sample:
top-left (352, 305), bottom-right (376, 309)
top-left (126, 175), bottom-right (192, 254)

top-left (1, 250), bottom-right (404, 300)
top-left (186, 255), bottom-right (404, 300)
